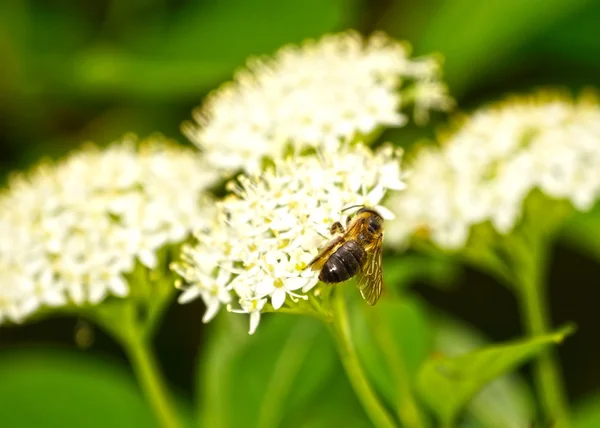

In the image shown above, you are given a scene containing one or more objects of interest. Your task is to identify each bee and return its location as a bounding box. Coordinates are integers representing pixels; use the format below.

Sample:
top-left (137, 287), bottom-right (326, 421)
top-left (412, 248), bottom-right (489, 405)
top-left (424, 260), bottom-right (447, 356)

top-left (307, 206), bottom-right (384, 305)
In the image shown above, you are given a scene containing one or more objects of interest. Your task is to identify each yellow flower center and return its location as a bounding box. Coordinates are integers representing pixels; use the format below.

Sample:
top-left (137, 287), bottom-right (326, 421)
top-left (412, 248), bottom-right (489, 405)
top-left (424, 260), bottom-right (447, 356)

top-left (415, 225), bottom-right (430, 239)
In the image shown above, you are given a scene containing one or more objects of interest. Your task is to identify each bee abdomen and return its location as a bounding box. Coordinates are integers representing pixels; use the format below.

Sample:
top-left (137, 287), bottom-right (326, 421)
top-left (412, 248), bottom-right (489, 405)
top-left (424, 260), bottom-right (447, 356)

top-left (319, 240), bottom-right (366, 284)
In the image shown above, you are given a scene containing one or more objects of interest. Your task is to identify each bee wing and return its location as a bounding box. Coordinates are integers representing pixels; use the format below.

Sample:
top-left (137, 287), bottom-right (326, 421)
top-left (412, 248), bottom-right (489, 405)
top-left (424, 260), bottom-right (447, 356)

top-left (307, 236), bottom-right (344, 272)
top-left (356, 235), bottom-right (383, 305)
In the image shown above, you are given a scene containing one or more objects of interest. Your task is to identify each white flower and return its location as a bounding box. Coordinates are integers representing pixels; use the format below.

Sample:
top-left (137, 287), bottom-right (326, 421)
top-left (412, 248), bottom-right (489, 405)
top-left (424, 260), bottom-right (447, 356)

top-left (386, 146), bottom-right (470, 250)
top-left (254, 253), bottom-right (312, 309)
top-left (413, 78), bottom-right (456, 125)
top-left (386, 91), bottom-right (600, 250)
top-left (173, 143), bottom-right (404, 333)
top-left (184, 30), bottom-right (451, 174)
top-left (229, 297), bottom-right (267, 335)
top-left (0, 136), bottom-right (218, 324)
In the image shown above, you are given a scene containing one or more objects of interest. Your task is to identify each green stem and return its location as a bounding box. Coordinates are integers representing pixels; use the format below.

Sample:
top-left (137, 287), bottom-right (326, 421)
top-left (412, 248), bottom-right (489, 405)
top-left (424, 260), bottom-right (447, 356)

top-left (374, 325), bottom-right (428, 428)
top-left (122, 331), bottom-right (183, 428)
top-left (515, 240), bottom-right (570, 427)
top-left (329, 290), bottom-right (397, 428)
top-left (90, 299), bottom-right (183, 428)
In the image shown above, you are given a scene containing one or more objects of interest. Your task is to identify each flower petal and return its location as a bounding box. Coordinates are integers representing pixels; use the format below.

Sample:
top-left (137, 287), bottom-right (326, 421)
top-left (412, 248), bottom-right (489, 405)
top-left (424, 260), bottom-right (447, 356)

top-left (202, 299), bottom-right (221, 323)
top-left (138, 250), bottom-right (158, 270)
top-left (271, 288), bottom-right (286, 310)
top-left (249, 311), bottom-right (261, 335)
top-left (178, 287), bottom-right (202, 304)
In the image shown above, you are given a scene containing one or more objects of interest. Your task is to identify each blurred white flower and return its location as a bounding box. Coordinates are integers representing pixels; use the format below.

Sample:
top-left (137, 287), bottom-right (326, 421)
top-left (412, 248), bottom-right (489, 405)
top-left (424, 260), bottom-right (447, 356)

top-left (0, 136), bottom-right (218, 325)
top-left (184, 30), bottom-right (451, 174)
top-left (173, 143), bottom-right (404, 333)
top-left (385, 146), bottom-right (470, 250)
top-left (387, 91), bottom-right (600, 250)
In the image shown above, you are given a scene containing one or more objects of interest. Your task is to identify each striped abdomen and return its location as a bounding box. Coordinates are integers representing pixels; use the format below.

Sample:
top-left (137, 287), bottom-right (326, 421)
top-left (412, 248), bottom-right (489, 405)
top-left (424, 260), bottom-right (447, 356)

top-left (319, 240), bottom-right (366, 284)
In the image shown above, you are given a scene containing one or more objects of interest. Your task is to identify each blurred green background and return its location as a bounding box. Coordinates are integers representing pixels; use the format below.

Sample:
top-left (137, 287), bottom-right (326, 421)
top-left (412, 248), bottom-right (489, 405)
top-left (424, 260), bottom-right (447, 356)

top-left (2, 0), bottom-right (600, 427)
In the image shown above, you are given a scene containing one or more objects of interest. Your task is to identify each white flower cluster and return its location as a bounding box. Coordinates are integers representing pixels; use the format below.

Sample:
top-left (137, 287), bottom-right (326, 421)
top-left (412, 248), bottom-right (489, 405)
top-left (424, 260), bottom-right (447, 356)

top-left (0, 137), bottom-right (218, 324)
top-left (387, 92), bottom-right (600, 250)
top-left (173, 144), bottom-right (404, 333)
top-left (184, 30), bottom-right (451, 174)
top-left (384, 146), bottom-right (466, 249)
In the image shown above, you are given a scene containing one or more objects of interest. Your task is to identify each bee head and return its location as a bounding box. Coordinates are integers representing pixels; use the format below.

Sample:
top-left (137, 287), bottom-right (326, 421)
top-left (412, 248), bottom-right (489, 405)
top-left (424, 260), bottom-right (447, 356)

top-left (357, 207), bottom-right (383, 219)
top-left (342, 205), bottom-right (381, 216)
top-left (350, 207), bottom-right (383, 236)
top-left (366, 212), bottom-right (383, 234)
top-left (341, 205), bottom-right (384, 234)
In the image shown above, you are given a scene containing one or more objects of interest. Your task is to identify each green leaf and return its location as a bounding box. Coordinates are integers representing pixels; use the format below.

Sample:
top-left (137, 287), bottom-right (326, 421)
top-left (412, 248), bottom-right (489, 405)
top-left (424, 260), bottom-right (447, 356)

top-left (416, 324), bottom-right (575, 424)
top-left (432, 316), bottom-right (534, 428)
top-left (383, 252), bottom-right (460, 292)
top-left (573, 392), bottom-right (600, 428)
top-left (522, 2), bottom-right (600, 69)
top-left (41, 0), bottom-right (357, 100)
top-left (280, 354), bottom-right (371, 428)
top-left (349, 294), bottom-right (431, 426)
top-left (561, 202), bottom-right (600, 261)
top-left (0, 348), bottom-right (156, 427)
top-left (412, 0), bottom-right (592, 96)
top-left (197, 313), bottom-right (348, 428)
top-left (158, 0), bottom-right (355, 60)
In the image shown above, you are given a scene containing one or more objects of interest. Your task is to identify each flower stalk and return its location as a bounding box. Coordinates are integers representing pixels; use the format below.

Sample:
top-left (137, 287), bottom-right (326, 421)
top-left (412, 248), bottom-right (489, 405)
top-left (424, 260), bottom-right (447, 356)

top-left (513, 236), bottom-right (570, 427)
top-left (374, 320), bottom-right (428, 428)
top-left (122, 328), bottom-right (183, 428)
top-left (87, 291), bottom-right (183, 428)
top-left (329, 290), bottom-right (397, 428)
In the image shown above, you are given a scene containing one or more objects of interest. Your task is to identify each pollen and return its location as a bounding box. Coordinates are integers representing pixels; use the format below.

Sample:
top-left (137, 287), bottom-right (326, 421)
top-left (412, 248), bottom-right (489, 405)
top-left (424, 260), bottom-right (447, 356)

top-left (295, 261), bottom-right (308, 271)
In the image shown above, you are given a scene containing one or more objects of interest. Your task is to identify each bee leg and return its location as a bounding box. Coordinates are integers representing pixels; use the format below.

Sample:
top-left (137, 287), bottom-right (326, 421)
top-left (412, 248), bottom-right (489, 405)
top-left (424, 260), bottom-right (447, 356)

top-left (330, 221), bottom-right (344, 235)
top-left (346, 216), bottom-right (352, 226)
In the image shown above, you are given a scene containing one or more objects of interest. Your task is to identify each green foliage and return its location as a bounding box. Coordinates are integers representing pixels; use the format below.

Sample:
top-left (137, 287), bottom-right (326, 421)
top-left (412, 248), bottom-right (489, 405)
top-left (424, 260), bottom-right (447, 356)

top-left (412, 0), bottom-right (593, 95)
top-left (383, 252), bottom-right (460, 292)
top-left (349, 295), bottom-right (430, 406)
top-left (0, 0), bottom-right (357, 176)
top-left (196, 313), bottom-right (369, 428)
top-left (416, 324), bottom-right (575, 424)
top-left (561, 202), bottom-right (600, 261)
top-left (432, 316), bottom-right (535, 428)
top-left (522, 1), bottom-right (600, 70)
top-left (573, 392), bottom-right (600, 428)
top-left (349, 294), bottom-right (431, 427)
top-left (0, 348), bottom-right (155, 427)
top-left (2, 0), bottom-right (355, 101)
